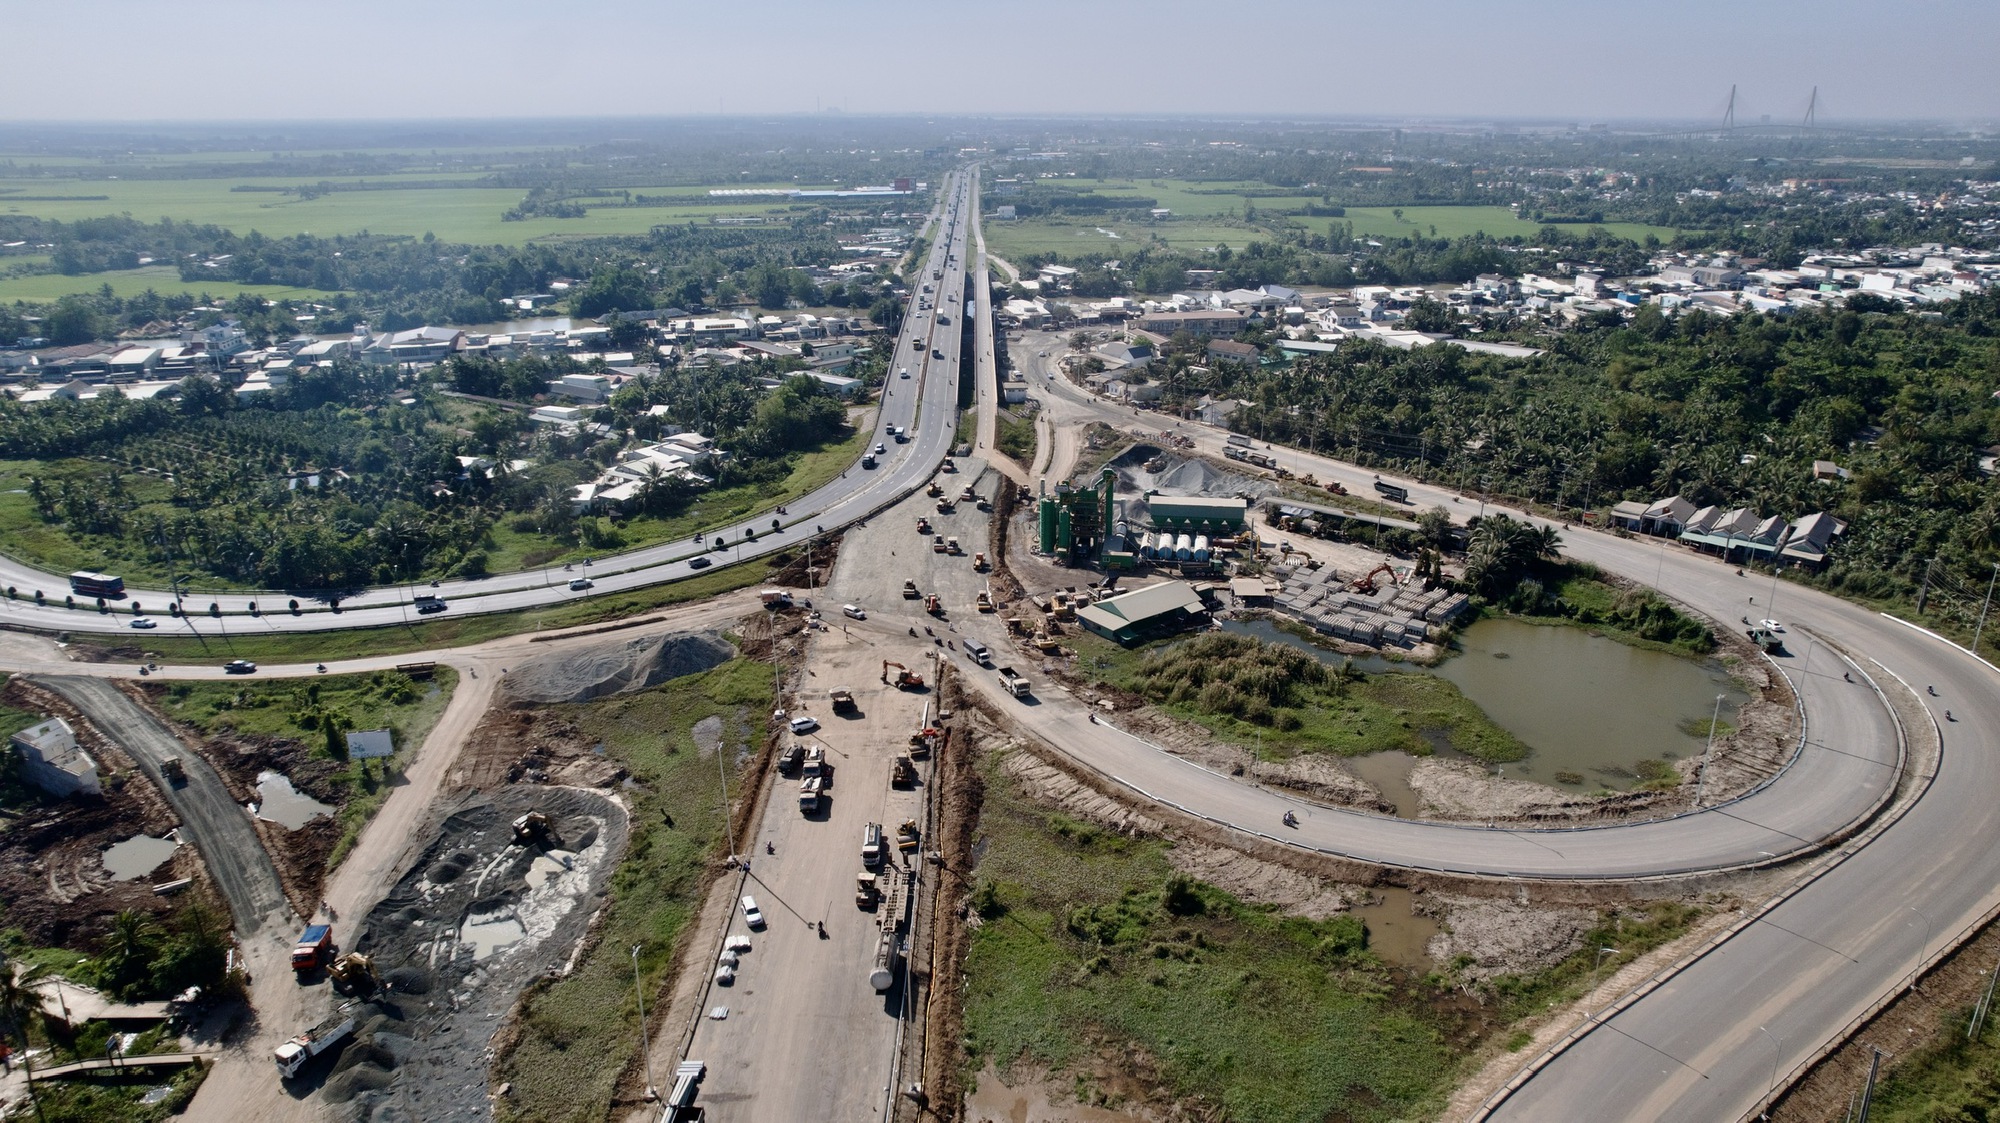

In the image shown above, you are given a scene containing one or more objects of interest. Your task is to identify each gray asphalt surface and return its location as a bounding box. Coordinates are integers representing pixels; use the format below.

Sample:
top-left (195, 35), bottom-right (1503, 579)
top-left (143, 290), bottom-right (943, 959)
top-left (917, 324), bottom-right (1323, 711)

top-left (37, 675), bottom-right (293, 934)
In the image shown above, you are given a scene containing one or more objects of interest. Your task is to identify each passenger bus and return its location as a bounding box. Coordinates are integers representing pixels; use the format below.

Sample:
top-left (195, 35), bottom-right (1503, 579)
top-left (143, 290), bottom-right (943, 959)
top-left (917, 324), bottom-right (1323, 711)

top-left (1225, 434), bottom-right (1253, 448)
top-left (69, 571), bottom-right (125, 598)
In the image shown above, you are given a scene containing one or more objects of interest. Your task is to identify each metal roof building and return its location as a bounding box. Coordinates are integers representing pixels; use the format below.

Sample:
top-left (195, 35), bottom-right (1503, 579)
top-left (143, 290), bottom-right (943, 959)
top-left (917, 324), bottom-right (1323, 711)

top-left (1075, 581), bottom-right (1210, 645)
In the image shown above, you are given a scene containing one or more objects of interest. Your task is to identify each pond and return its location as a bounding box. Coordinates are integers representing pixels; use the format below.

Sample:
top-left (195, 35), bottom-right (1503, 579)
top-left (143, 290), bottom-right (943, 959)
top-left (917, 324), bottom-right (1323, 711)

top-left (1221, 616), bottom-right (1748, 794)
top-left (254, 771), bottom-right (335, 830)
top-left (102, 834), bottom-right (179, 880)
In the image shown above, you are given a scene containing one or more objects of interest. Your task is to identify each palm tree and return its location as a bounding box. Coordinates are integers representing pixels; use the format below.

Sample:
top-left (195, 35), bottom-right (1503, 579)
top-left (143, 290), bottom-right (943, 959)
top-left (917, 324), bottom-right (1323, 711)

top-left (0, 962), bottom-right (48, 1050)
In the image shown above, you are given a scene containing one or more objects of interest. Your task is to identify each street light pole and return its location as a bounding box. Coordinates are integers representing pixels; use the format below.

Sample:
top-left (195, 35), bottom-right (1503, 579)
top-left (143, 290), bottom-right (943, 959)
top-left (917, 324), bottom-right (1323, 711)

top-left (630, 943), bottom-right (657, 1101)
top-left (1692, 693), bottom-right (1726, 808)
top-left (1758, 1024), bottom-right (1783, 1119)
top-left (1907, 906), bottom-right (1935, 992)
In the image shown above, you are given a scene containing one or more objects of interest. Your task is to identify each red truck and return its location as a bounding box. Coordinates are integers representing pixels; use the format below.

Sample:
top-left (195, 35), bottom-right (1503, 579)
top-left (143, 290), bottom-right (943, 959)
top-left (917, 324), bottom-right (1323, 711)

top-left (292, 924), bottom-right (335, 973)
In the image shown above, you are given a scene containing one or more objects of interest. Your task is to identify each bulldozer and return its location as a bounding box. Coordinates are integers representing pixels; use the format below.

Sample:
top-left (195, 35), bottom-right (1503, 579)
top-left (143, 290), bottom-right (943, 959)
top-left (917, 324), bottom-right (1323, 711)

top-left (1031, 628), bottom-right (1061, 653)
top-left (891, 752), bottom-right (917, 788)
top-left (328, 952), bottom-right (380, 996)
top-left (511, 811), bottom-right (551, 844)
top-left (882, 661), bottom-right (925, 690)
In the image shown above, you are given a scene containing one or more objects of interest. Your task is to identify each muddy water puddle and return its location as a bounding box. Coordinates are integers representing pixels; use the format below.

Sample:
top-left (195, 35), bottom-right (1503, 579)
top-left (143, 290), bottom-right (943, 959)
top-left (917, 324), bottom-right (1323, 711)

top-left (1353, 886), bottom-right (1440, 966)
top-left (102, 834), bottom-right (179, 880)
top-left (254, 771), bottom-right (334, 829)
top-left (459, 911), bottom-right (527, 960)
top-left (965, 1061), bottom-right (1146, 1123)
top-left (1223, 616), bottom-right (1746, 791)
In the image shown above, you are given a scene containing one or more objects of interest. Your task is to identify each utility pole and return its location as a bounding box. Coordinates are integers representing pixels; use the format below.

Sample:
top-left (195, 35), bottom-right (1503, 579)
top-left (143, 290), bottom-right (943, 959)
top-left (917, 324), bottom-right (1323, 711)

top-left (1973, 562), bottom-right (2000, 658)
top-left (631, 944), bottom-right (657, 1101)
top-left (1916, 556), bottom-right (1937, 615)
top-left (1969, 957), bottom-right (2000, 1040)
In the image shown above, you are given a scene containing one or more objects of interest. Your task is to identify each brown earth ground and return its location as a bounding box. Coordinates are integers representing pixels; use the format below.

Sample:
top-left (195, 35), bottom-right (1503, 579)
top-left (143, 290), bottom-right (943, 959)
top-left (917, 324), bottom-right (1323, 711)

top-left (0, 676), bottom-right (201, 949)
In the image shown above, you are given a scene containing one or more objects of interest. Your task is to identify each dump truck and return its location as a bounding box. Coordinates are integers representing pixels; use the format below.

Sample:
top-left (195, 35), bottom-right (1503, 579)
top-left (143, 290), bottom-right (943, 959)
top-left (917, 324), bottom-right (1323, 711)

top-left (799, 775), bottom-right (826, 814)
top-left (997, 667), bottom-right (1031, 698)
top-left (975, 590), bottom-right (993, 612)
top-left (275, 1009), bottom-right (355, 1079)
top-left (511, 811), bottom-right (551, 844)
top-left (1049, 593), bottom-right (1075, 621)
top-left (327, 952), bottom-right (379, 996)
top-left (891, 752), bottom-right (917, 788)
top-left (778, 743), bottom-right (805, 774)
top-left (901, 579), bottom-right (920, 599)
top-left (856, 871), bottom-right (879, 908)
top-left (924, 592), bottom-right (943, 616)
top-left (861, 821), bottom-right (885, 867)
top-left (158, 756), bottom-right (186, 785)
top-left (801, 746), bottom-right (826, 778)
top-left (895, 819), bottom-right (921, 853)
top-left (759, 589), bottom-right (794, 608)
top-left (830, 688), bottom-right (858, 714)
top-left (292, 924), bottom-right (335, 973)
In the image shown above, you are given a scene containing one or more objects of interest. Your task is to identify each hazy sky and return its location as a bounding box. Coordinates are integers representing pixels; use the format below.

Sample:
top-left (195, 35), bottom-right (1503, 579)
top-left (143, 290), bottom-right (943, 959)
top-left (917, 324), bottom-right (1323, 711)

top-left (7, 0), bottom-right (1998, 123)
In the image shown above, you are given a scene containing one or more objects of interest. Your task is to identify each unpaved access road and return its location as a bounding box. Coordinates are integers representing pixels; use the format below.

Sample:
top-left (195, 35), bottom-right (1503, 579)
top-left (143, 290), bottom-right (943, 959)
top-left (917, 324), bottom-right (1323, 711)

top-left (36, 676), bottom-right (293, 934)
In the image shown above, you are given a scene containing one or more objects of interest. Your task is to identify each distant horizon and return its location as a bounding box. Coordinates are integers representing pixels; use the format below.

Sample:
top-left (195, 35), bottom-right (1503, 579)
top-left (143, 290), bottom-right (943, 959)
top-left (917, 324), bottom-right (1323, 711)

top-left (4, 0), bottom-right (1998, 124)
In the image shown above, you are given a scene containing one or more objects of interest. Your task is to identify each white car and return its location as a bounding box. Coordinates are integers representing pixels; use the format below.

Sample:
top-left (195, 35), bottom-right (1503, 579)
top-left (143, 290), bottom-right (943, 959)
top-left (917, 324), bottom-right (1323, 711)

top-left (900, 369), bottom-right (910, 379)
top-left (568, 578), bottom-right (593, 591)
top-left (788, 715), bottom-right (819, 735)
top-left (129, 616), bottom-right (157, 629)
top-left (874, 443), bottom-right (886, 455)
top-left (1758, 619), bottom-right (1786, 633)
top-left (740, 896), bottom-right (766, 929)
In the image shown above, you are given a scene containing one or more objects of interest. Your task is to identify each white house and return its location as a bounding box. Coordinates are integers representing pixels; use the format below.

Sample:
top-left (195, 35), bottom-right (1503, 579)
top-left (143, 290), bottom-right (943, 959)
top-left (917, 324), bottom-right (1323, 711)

top-left (10, 718), bottom-right (99, 797)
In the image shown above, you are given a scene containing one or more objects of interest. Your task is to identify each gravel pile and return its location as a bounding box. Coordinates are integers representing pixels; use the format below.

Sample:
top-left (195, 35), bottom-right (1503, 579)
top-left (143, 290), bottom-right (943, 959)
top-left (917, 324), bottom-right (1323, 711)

top-left (502, 631), bottom-right (735, 705)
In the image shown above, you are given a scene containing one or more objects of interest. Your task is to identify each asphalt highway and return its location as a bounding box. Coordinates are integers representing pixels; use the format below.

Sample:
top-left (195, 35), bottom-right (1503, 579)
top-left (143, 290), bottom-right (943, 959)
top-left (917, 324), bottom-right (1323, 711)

top-left (9, 169), bottom-right (1996, 1121)
top-left (0, 172), bottom-right (981, 637)
top-left (964, 356), bottom-right (1996, 1121)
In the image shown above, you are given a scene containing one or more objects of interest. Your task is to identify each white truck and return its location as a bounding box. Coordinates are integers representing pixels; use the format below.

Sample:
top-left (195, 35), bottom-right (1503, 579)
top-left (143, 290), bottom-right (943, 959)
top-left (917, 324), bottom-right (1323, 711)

top-left (275, 1008), bottom-right (355, 1078)
top-left (997, 666), bottom-right (1031, 698)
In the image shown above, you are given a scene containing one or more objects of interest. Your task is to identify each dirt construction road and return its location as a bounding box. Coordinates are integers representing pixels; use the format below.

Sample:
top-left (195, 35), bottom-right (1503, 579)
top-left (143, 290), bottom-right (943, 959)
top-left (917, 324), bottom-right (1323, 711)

top-left (36, 676), bottom-right (293, 934)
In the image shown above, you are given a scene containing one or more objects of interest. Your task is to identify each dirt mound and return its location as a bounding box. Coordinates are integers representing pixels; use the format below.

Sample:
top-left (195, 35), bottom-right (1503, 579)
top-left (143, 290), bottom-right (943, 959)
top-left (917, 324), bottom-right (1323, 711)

top-left (502, 631), bottom-right (735, 705)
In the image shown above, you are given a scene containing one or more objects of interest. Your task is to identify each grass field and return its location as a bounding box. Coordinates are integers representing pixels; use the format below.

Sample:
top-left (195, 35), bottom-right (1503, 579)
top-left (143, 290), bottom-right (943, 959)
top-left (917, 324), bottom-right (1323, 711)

top-left (982, 217), bottom-right (1258, 261)
top-left (496, 656), bottom-right (769, 1123)
top-left (154, 666), bottom-right (459, 864)
top-left (0, 264), bottom-right (338, 303)
top-left (0, 176), bottom-right (841, 246)
top-left (964, 746), bottom-right (1453, 1122)
top-left (1073, 629), bottom-right (1526, 764)
top-left (1324, 205), bottom-right (1685, 244)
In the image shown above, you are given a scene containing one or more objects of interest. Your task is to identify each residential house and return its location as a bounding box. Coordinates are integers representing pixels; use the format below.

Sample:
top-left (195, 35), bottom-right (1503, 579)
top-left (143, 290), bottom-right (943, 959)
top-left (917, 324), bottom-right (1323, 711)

top-left (1206, 339), bottom-right (1260, 367)
top-left (10, 718), bottom-right (98, 797)
top-left (1136, 308), bottom-right (1250, 337)
top-left (1778, 512), bottom-right (1848, 568)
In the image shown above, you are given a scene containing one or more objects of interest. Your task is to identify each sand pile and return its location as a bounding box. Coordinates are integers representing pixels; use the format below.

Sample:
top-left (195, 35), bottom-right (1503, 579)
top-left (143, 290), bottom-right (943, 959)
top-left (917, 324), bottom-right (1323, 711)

top-left (502, 631), bottom-right (735, 705)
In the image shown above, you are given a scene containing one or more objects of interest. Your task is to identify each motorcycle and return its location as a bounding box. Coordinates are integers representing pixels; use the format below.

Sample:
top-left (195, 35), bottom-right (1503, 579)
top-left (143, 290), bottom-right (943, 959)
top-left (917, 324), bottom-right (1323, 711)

top-left (316, 663), bottom-right (327, 673)
top-left (1282, 811), bottom-right (1299, 828)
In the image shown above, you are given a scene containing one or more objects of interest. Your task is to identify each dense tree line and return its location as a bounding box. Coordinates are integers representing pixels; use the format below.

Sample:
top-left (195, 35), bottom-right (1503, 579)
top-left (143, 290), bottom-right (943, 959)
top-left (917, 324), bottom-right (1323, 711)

top-left (0, 350), bottom-right (856, 589)
top-left (1147, 292), bottom-right (2000, 612)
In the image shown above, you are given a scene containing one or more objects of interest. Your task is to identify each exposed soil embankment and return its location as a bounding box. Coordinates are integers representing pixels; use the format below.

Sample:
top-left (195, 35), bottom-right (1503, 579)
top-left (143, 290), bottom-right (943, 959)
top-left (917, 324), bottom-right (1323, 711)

top-left (0, 677), bottom-right (196, 948)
